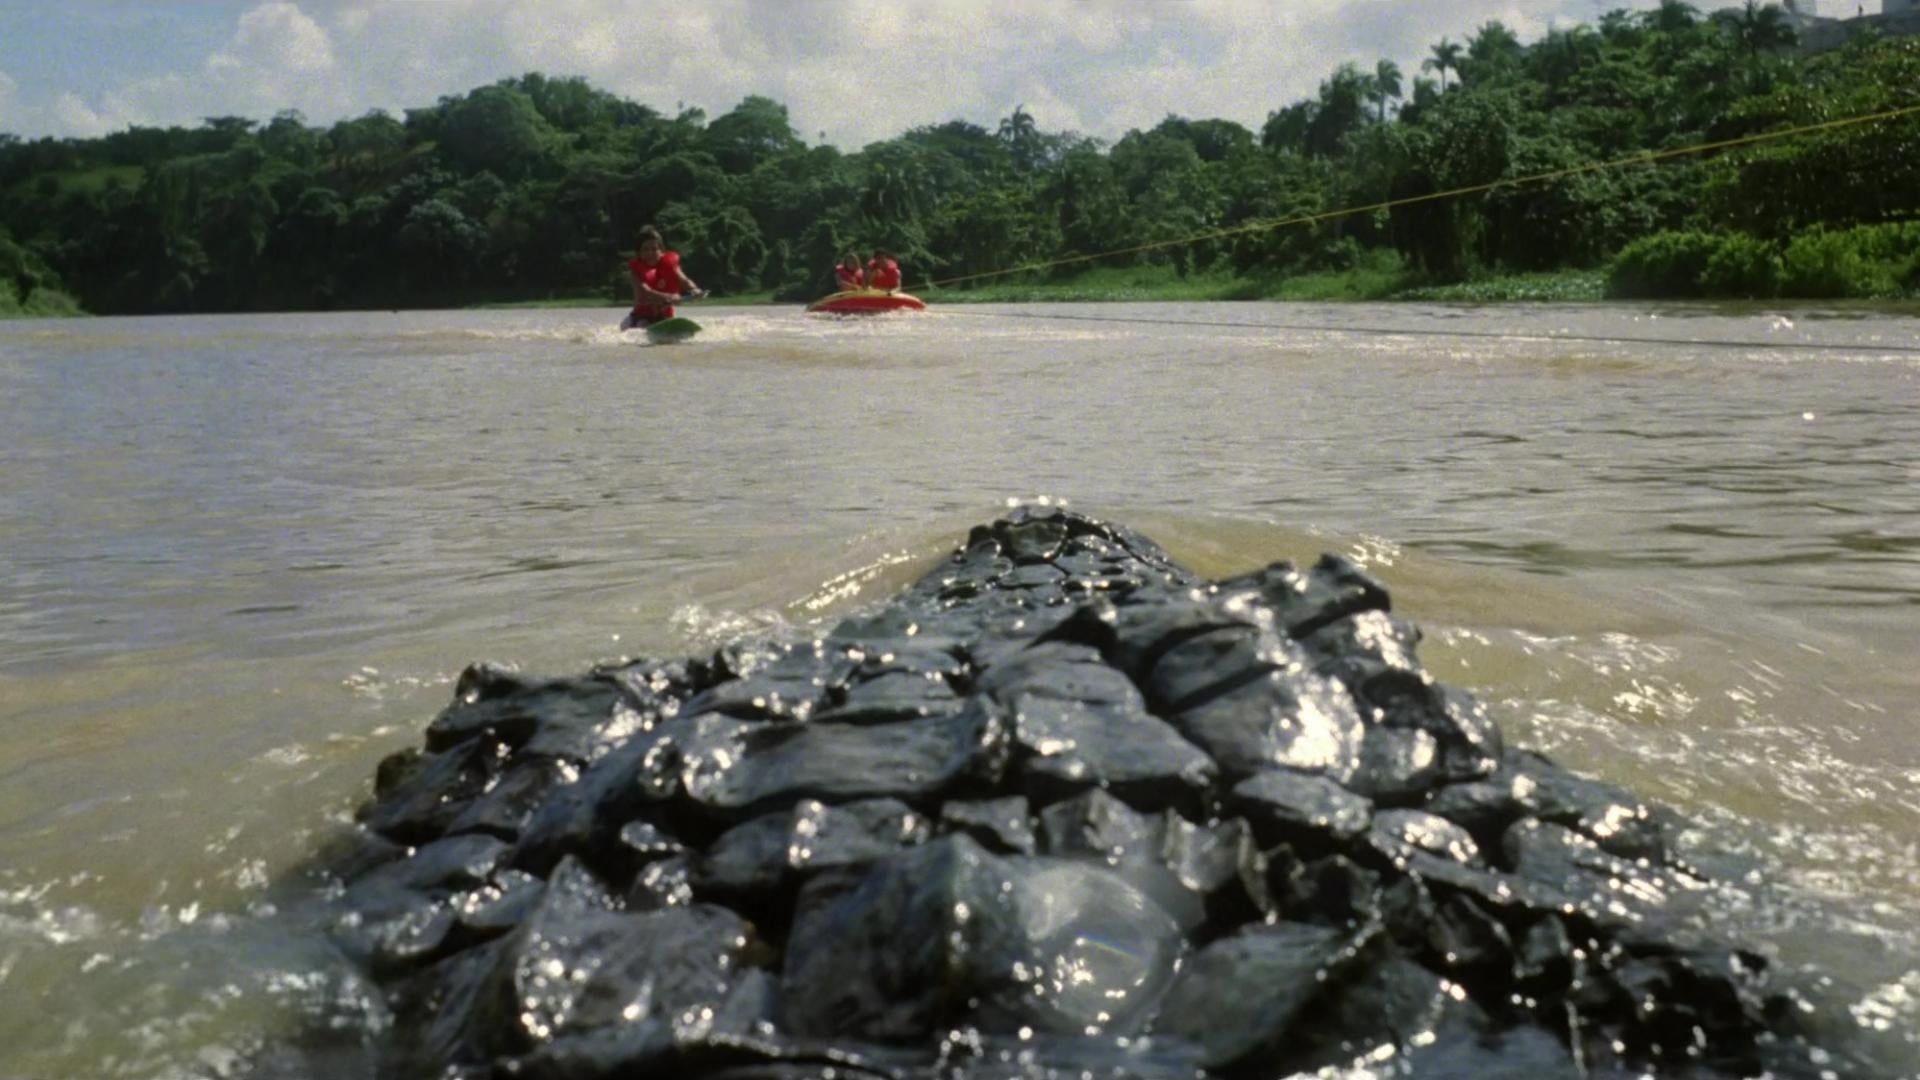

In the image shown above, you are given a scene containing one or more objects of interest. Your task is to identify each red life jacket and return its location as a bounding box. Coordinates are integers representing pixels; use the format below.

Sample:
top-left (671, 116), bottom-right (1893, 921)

top-left (836, 265), bottom-right (865, 290)
top-left (866, 258), bottom-right (901, 290)
top-left (628, 250), bottom-right (682, 322)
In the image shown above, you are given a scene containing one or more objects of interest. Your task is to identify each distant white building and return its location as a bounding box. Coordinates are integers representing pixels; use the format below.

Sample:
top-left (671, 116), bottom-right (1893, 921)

top-left (1782, 0), bottom-right (1889, 17)
top-left (1780, 0), bottom-right (1831, 29)
top-left (1787, 0), bottom-right (1920, 48)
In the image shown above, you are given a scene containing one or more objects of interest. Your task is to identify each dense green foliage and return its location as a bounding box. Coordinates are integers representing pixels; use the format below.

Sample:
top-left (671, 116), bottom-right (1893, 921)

top-left (1607, 221), bottom-right (1920, 298)
top-left (2, 6), bottom-right (1915, 315)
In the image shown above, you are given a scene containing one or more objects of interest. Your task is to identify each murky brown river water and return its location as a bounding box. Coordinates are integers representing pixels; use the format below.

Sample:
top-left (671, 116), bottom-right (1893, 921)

top-left (2, 302), bottom-right (1917, 1076)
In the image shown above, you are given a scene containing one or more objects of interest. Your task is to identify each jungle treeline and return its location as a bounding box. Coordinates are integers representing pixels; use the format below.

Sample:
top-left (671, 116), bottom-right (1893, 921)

top-left (2, 2), bottom-right (1917, 316)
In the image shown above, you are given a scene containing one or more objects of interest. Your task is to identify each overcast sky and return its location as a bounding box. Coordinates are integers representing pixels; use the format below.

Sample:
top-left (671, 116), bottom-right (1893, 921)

top-left (1, 0), bottom-right (1728, 150)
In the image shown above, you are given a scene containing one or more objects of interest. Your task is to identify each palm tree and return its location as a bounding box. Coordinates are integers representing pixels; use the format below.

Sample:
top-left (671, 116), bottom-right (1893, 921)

top-left (1466, 21), bottom-right (1524, 82)
top-left (1424, 38), bottom-right (1464, 90)
top-left (1643, 0), bottom-right (1701, 35)
top-left (997, 105), bottom-right (1043, 172)
top-left (1598, 9), bottom-right (1638, 44)
top-left (1370, 60), bottom-right (1404, 122)
top-left (857, 146), bottom-right (929, 226)
top-left (1712, 0), bottom-right (1797, 58)
top-left (1306, 62), bottom-right (1372, 156)
top-left (1533, 25), bottom-right (1600, 91)
top-left (1712, 0), bottom-right (1798, 91)
top-left (1407, 76), bottom-right (1441, 114)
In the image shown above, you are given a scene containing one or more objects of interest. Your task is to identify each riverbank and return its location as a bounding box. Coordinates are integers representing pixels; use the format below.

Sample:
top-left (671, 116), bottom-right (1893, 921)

top-left (35, 253), bottom-right (1911, 317)
top-left (0, 283), bottom-right (84, 318)
top-left (25, 274), bottom-right (1915, 319)
top-left (923, 262), bottom-right (1610, 304)
top-left (473, 263), bottom-right (1611, 311)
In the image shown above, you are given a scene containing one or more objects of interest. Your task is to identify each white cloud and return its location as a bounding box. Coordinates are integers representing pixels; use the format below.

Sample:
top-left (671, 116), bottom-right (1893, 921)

top-left (335, 6), bottom-right (372, 36)
top-left (8, 0), bottom-right (1670, 144)
top-left (0, 69), bottom-right (115, 139)
top-left (219, 1), bottom-right (335, 73)
top-left (2, 3), bottom-right (343, 136)
top-left (50, 92), bottom-right (122, 138)
top-left (186, 1), bottom-right (345, 120)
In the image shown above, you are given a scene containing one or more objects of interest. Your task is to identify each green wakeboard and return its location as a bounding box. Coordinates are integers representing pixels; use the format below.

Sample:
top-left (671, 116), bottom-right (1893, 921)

top-left (643, 316), bottom-right (702, 344)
